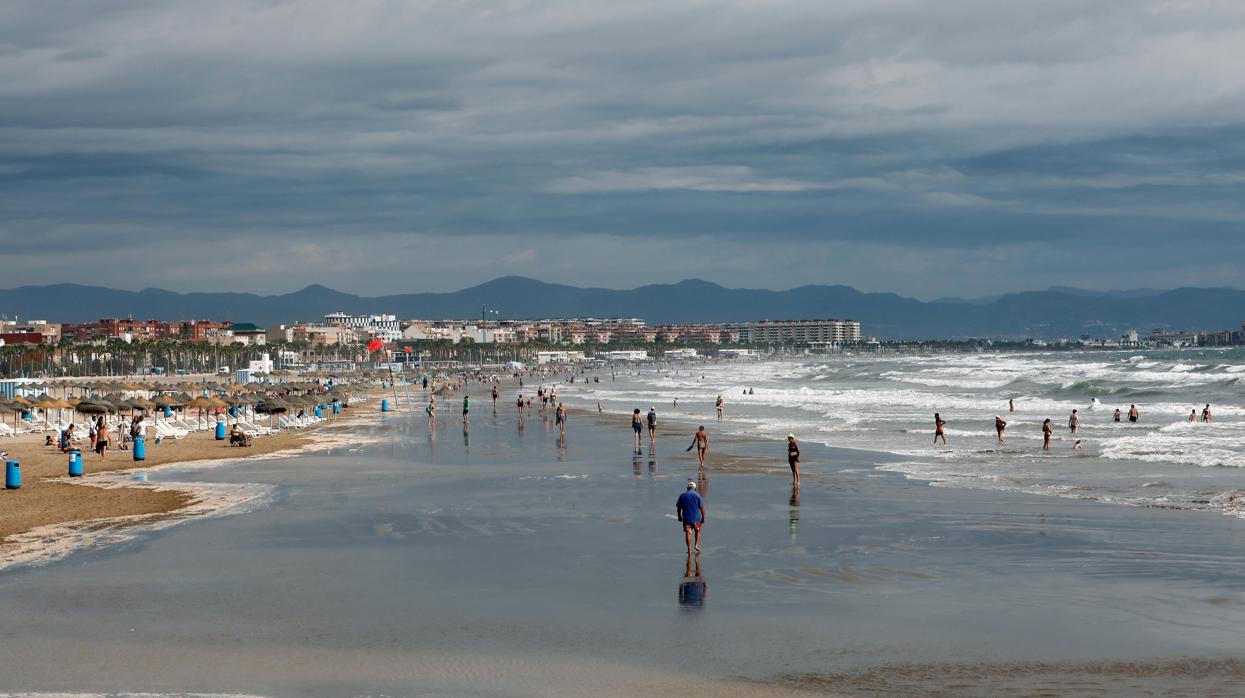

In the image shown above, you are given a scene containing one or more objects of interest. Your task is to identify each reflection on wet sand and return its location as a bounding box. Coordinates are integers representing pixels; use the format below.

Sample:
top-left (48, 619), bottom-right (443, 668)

top-left (679, 554), bottom-right (706, 608)
top-left (789, 484), bottom-right (800, 541)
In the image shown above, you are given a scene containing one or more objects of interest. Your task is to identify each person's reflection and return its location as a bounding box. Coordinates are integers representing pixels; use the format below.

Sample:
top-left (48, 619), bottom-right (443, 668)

top-left (463, 423), bottom-right (470, 451)
top-left (648, 445), bottom-right (658, 477)
top-left (633, 451), bottom-right (643, 477)
top-left (678, 554), bottom-right (706, 608)
top-left (697, 466), bottom-right (710, 497)
top-left (789, 484), bottom-right (801, 542)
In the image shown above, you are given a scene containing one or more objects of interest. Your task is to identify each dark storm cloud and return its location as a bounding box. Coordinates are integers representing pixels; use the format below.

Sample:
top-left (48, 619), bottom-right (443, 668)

top-left (1, 0), bottom-right (1244, 297)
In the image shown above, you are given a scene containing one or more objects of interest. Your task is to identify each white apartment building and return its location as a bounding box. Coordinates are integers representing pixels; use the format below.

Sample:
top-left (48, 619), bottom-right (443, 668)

top-left (325, 312), bottom-right (402, 341)
top-left (741, 319), bottom-right (861, 344)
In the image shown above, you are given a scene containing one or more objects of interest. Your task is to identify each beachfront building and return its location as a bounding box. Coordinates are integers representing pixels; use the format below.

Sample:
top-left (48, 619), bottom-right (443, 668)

top-left (292, 324), bottom-right (358, 346)
top-left (324, 312), bottom-right (402, 342)
top-left (664, 348), bottom-right (698, 359)
top-left (0, 320), bottom-right (60, 345)
top-left (604, 350), bottom-right (649, 361)
top-left (536, 350), bottom-right (586, 364)
top-left (740, 319), bottom-right (861, 345)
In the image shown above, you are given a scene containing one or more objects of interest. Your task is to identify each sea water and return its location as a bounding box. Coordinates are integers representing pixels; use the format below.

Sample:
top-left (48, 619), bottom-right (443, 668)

top-left (569, 349), bottom-right (1245, 518)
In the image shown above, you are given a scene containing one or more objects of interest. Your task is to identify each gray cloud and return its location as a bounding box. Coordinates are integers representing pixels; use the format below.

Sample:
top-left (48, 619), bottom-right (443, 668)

top-left (1, 0), bottom-right (1244, 298)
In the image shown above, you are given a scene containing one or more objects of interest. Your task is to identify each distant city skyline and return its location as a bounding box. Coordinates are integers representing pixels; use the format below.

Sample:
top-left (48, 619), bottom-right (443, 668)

top-left (3, 1), bottom-right (1245, 299)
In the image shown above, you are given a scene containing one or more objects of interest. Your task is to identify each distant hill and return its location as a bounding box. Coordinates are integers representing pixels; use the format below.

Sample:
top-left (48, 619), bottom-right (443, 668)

top-left (0, 277), bottom-right (1242, 341)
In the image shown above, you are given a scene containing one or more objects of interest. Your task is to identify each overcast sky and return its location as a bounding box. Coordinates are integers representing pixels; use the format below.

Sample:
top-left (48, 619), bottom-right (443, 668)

top-left (2, 0), bottom-right (1244, 299)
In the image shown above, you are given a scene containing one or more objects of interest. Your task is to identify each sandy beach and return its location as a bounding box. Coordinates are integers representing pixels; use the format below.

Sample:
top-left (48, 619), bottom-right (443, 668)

top-left (1, 378), bottom-right (1244, 696)
top-left (0, 389), bottom-right (382, 564)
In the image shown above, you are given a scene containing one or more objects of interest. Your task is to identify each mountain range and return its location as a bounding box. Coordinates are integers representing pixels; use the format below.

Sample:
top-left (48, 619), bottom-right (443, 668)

top-left (0, 277), bottom-right (1241, 341)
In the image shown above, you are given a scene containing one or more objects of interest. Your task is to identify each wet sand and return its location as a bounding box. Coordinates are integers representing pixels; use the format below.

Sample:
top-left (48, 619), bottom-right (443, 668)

top-left (2, 382), bottom-right (1245, 696)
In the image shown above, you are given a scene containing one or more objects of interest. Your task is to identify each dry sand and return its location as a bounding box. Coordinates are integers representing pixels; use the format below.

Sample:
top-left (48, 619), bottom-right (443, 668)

top-left (0, 405), bottom-right (375, 553)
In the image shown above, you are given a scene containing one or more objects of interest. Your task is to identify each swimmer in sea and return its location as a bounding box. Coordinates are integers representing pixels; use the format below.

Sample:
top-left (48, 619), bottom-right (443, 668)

top-left (1113, 408), bottom-right (1121, 423)
top-left (933, 413), bottom-right (947, 445)
top-left (1190, 409), bottom-right (1198, 423)
top-left (1068, 409), bottom-right (1079, 434)
top-left (1128, 405), bottom-right (1139, 423)
top-left (995, 416), bottom-right (1007, 446)
top-left (1009, 398), bottom-right (1014, 413)
top-left (715, 395), bottom-right (724, 420)
top-left (1073, 440), bottom-right (1083, 450)
top-left (1202, 404), bottom-right (1213, 423)
top-left (1042, 418), bottom-right (1053, 451)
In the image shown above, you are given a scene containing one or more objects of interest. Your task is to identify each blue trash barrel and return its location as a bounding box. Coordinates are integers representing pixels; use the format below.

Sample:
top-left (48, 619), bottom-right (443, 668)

top-left (5, 460), bottom-right (19, 489)
top-left (133, 436), bottom-right (146, 461)
top-left (332, 402), bottom-right (340, 414)
top-left (381, 399), bottom-right (390, 412)
top-left (215, 421), bottom-right (226, 440)
top-left (164, 406), bottom-right (172, 418)
top-left (68, 449), bottom-right (83, 477)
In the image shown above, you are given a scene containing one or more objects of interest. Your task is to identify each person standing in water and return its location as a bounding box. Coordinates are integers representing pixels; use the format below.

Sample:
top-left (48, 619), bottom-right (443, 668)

top-left (995, 416), bottom-right (1007, 446)
top-left (647, 406), bottom-right (658, 445)
top-left (1128, 405), bottom-right (1140, 423)
top-left (1068, 409), bottom-right (1080, 434)
top-left (1113, 408), bottom-right (1122, 423)
top-left (1042, 418), bottom-right (1053, 450)
top-left (1202, 404), bottom-right (1213, 423)
top-left (632, 409), bottom-right (644, 451)
top-left (1189, 409), bottom-right (1198, 423)
top-left (933, 413), bottom-right (947, 445)
top-left (676, 481), bottom-right (705, 554)
top-left (715, 395), bottom-right (724, 420)
top-left (1009, 398), bottom-right (1015, 413)
top-left (786, 434), bottom-right (801, 486)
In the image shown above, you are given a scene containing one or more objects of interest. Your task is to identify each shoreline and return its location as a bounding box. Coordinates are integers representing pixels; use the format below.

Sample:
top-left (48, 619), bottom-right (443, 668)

top-left (0, 396), bottom-right (384, 572)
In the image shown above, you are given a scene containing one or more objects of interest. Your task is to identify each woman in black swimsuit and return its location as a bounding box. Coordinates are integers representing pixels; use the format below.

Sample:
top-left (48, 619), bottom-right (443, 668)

top-left (787, 434), bottom-right (800, 486)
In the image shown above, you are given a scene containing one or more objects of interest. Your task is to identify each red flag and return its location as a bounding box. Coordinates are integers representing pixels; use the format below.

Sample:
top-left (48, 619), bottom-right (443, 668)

top-left (367, 338), bottom-right (384, 352)
top-left (403, 346), bottom-right (413, 353)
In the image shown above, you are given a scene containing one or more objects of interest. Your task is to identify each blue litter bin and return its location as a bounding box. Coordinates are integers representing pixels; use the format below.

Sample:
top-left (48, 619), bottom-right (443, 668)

top-left (68, 449), bottom-right (83, 477)
top-left (215, 421), bottom-right (226, 440)
top-left (133, 436), bottom-right (146, 461)
top-left (5, 460), bottom-right (19, 489)
top-left (164, 406), bottom-right (172, 418)
top-left (381, 399), bottom-right (390, 412)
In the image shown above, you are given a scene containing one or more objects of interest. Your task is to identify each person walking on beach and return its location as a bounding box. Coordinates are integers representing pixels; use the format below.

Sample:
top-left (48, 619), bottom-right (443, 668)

top-left (933, 413), bottom-right (947, 445)
top-left (426, 398), bottom-right (437, 425)
top-left (1042, 418), bottom-right (1053, 451)
top-left (715, 395), bottom-right (724, 420)
top-left (1128, 405), bottom-right (1139, 423)
top-left (688, 426), bottom-right (709, 466)
top-left (995, 416), bottom-right (1007, 446)
top-left (786, 434), bottom-right (801, 486)
top-left (632, 408), bottom-right (644, 451)
top-left (647, 406), bottom-right (658, 444)
top-left (462, 395), bottom-right (470, 424)
top-left (1202, 404), bottom-right (1213, 423)
top-left (556, 402), bottom-right (567, 436)
top-left (676, 481), bottom-right (705, 554)
top-left (94, 415), bottom-right (109, 458)
top-left (1069, 409), bottom-right (1080, 434)
top-left (491, 385), bottom-right (499, 409)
